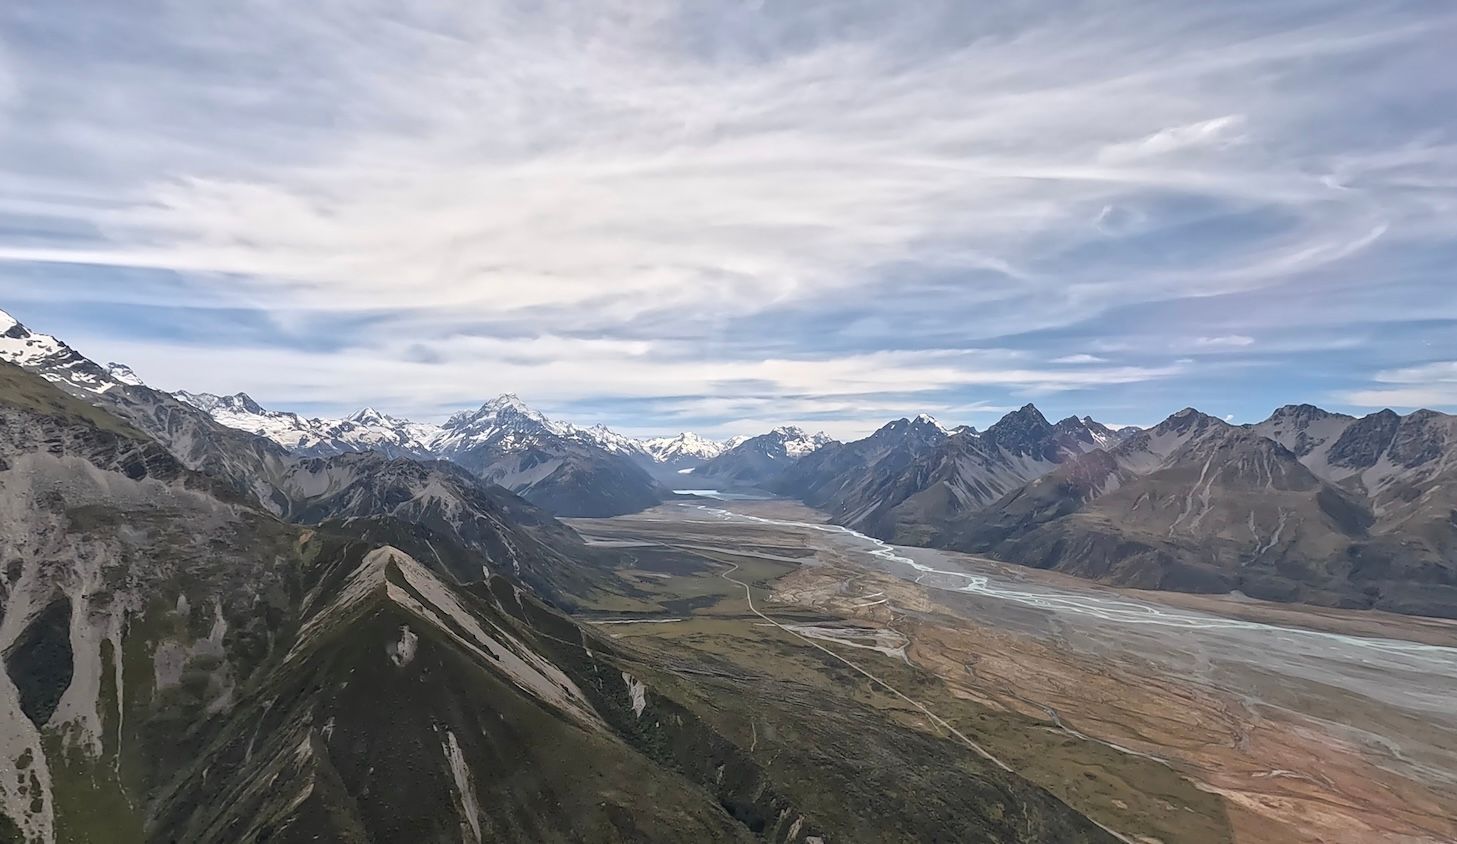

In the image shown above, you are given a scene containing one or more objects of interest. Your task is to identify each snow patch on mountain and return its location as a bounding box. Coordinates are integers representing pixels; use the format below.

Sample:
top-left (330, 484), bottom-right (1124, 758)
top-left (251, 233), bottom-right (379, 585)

top-left (171, 391), bottom-right (444, 456)
top-left (173, 391), bottom-right (336, 451)
top-left (105, 362), bottom-right (145, 386)
top-left (0, 309), bottom-right (125, 396)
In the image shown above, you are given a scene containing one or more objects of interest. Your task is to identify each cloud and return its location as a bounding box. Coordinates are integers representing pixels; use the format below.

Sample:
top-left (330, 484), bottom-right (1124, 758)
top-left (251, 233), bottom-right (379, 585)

top-left (1341, 360), bottom-right (1457, 408)
top-left (86, 329), bottom-right (1186, 422)
top-left (1098, 114), bottom-right (1247, 162)
top-left (1, 0), bottom-right (1456, 430)
top-left (1, 2), bottom-right (1448, 319)
top-left (1194, 335), bottom-right (1256, 348)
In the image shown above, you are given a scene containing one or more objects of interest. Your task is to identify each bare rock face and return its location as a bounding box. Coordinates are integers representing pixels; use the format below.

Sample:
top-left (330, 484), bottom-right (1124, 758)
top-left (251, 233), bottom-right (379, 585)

top-left (774, 415), bottom-right (950, 517)
top-left (1325, 408), bottom-right (1400, 467)
top-left (767, 395), bottom-right (1457, 617)
top-left (956, 407), bottom-right (1457, 617)
top-left (784, 405), bottom-right (1116, 543)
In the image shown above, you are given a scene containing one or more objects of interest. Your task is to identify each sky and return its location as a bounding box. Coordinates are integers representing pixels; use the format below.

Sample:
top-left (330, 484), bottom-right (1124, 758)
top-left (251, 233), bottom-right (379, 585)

top-left (1, 0), bottom-right (1455, 439)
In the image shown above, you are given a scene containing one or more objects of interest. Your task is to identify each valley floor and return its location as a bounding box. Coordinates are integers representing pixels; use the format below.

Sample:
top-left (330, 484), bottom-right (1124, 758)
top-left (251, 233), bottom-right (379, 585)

top-left (567, 500), bottom-right (1457, 844)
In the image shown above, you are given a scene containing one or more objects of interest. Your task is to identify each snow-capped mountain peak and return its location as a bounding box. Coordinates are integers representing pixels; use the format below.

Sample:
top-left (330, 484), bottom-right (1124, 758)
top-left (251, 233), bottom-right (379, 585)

top-left (446, 394), bottom-right (559, 432)
top-left (577, 423), bottom-right (649, 456)
top-left (105, 362), bottom-right (145, 386)
top-left (349, 406), bottom-right (390, 424)
top-left (866, 415), bottom-right (951, 447)
top-left (481, 393), bottom-right (545, 420)
top-left (766, 426), bottom-right (834, 458)
top-left (173, 390), bottom-right (271, 417)
top-left (340, 406), bottom-right (428, 434)
top-left (435, 394), bottom-right (579, 455)
top-left (690, 425), bottom-right (837, 485)
top-left (218, 392), bottom-right (268, 415)
top-left (0, 308), bottom-right (126, 395)
top-left (172, 390), bottom-right (221, 412)
top-left (641, 432), bottom-right (725, 463)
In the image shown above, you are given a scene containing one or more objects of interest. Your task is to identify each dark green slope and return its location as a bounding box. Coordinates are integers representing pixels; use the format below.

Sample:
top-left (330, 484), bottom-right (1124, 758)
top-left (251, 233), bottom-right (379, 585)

top-left (148, 544), bottom-right (769, 843)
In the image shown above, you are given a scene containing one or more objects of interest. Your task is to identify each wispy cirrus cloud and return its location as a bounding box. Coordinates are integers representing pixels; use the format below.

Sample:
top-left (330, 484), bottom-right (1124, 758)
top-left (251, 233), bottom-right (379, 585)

top-left (0, 0), bottom-right (1455, 435)
top-left (1194, 335), bottom-right (1257, 348)
top-left (1341, 361), bottom-right (1457, 409)
top-left (1098, 114), bottom-right (1248, 163)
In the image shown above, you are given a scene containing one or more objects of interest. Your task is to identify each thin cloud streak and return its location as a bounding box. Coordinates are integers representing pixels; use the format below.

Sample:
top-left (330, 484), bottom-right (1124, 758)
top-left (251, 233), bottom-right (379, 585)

top-left (1341, 361), bottom-right (1457, 409)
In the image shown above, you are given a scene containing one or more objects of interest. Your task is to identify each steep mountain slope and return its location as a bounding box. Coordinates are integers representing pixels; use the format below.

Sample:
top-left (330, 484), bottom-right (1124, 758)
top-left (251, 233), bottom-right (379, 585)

top-left (689, 426), bottom-right (835, 488)
top-left (1252, 404), bottom-right (1457, 613)
top-left (773, 414), bottom-right (949, 516)
top-left (0, 311), bottom-right (296, 508)
top-left (270, 451), bottom-right (619, 605)
top-left (0, 361), bottom-right (301, 842)
top-left (194, 389), bottom-right (669, 516)
top-left (573, 423), bottom-right (653, 461)
top-left (948, 408), bottom-right (1228, 537)
top-left (825, 405), bottom-right (1115, 543)
top-left (144, 544), bottom-right (775, 844)
top-left (958, 408), bottom-right (1457, 615)
top-left (0, 361), bottom-right (1115, 843)
top-left (1249, 404), bottom-right (1355, 465)
top-left (1253, 403), bottom-right (1457, 501)
top-left (431, 395), bottom-right (662, 517)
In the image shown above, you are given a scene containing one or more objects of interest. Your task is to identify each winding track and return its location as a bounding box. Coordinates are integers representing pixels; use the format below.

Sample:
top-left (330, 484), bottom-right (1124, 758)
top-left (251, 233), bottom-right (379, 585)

top-left (713, 558), bottom-right (1137, 844)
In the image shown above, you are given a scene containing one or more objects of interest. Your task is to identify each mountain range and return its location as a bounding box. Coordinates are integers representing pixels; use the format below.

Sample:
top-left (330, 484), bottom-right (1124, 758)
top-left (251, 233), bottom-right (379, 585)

top-left (773, 407), bottom-right (1133, 541)
top-left (782, 403), bottom-right (1457, 617)
top-left (0, 327), bottom-right (1114, 842)
top-left (5, 306), bottom-right (1455, 618)
top-left (3, 309), bottom-right (741, 517)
